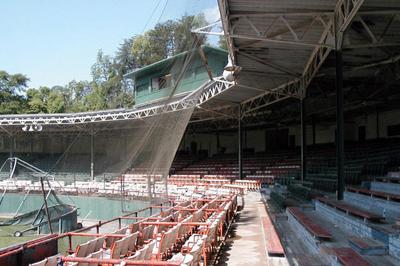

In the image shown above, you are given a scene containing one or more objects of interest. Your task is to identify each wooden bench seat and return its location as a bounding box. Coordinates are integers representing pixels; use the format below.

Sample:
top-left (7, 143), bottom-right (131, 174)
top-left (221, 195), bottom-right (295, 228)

top-left (346, 186), bottom-right (400, 202)
top-left (375, 176), bottom-right (400, 183)
top-left (316, 197), bottom-right (383, 222)
top-left (287, 207), bottom-right (332, 240)
top-left (324, 247), bottom-right (371, 266)
top-left (261, 214), bottom-right (285, 257)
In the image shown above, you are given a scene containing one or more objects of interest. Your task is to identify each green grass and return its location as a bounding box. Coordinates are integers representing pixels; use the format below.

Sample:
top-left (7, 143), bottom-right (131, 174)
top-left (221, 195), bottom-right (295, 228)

top-left (0, 224), bottom-right (38, 248)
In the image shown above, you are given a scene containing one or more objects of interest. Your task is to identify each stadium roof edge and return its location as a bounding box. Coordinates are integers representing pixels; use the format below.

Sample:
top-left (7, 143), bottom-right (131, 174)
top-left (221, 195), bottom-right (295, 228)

top-left (123, 45), bottom-right (227, 79)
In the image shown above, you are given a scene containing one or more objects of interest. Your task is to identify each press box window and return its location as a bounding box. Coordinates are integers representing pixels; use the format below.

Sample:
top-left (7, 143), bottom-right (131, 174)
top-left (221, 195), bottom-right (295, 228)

top-left (151, 74), bottom-right (172, 91)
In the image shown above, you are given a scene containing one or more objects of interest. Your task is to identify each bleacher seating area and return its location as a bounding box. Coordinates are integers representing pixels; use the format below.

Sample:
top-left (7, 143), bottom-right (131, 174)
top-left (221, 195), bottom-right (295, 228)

top-left (276, 164), bottom-right (400, 264)
top-left (168, 138), bottom-right (400, 194)
top-left (27, 193), bottom-right (238, 266)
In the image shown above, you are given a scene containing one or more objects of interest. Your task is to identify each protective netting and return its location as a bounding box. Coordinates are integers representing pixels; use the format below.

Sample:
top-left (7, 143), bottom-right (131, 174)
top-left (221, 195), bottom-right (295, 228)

top-left (0, 0), bottom-right (226, 230)
top-left (0, 0), bottom-right (222, 220)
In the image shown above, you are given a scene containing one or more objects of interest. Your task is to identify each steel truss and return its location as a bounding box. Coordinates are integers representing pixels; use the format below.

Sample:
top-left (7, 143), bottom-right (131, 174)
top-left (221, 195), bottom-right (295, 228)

top-left (210, 0), bottom-right (400, 115)
top-left (235, 0), bottom-right (367, 115)
top-left (0, 77), bottom-right (235, 127)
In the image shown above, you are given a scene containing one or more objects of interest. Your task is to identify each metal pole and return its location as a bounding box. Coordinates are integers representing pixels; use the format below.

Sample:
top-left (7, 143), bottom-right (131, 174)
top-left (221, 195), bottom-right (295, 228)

top-left (40, 177), bottom-right (53, 234)
top-left (336, 48), bottom-right (345, 200)
top-left (301, 99), bottom-right (307, 182)
top-left (376, 109), bottom-right (380, 139)
top-left (216, 130), bottom-right (220, 154)
top-left (90, 132), bottom-right (94, 180)
top-left (312, 117), bottom-right (316, 145)
top-left (238, 105), bottom-right (243, 180)
top-left (9, 136), bottom-right (14, 178)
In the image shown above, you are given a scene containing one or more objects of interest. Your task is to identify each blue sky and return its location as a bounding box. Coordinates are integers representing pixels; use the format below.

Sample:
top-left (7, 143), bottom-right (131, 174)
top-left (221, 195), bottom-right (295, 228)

top-left (0, 0), bottom-right (219, 88)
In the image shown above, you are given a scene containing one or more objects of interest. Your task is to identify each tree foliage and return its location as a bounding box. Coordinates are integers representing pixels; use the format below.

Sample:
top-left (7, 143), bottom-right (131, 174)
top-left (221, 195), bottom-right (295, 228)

top-left (0, 13), bottom-right (223, 114)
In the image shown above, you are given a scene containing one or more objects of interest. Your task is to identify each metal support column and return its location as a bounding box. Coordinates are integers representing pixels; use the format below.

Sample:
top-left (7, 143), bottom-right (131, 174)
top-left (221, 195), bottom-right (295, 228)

top-left (90, 132), bottom-right (94, 180)
top-left (301, 99), bottom-right (307, 181)
top-left (238, 105), bottom-right (243, 180)
top-left (312, 117), bottom-right (316, 145)
top-left (336, 48), bottom-right (345, 200)
top-left (376, 109), bottom-right (380, 139)
top-left (9, 136), bottom-right (14, 178)
top-left (216, 130), bottom-right (220, 153)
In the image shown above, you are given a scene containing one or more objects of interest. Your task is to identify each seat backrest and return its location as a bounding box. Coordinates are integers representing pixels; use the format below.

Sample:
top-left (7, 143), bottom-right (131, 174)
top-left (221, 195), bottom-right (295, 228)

top-left (86, 238), bottom-right (97, 255)
top-left (29, 258), bottom-right (47, 266)
top-left (143, 225), bottom-right (155, 241)
top-left (117, 227), bottom-right (128, 235)
top-left (190, 242), bottom-right (203, 266)
top-left (144, 240), bottom-right (156, 260)
top-left (94, 236), bottom-right (105, 252)
top-left (127, 232), bottom-right (139, 253)
top-left (159, 229), bottom-right (173, 256)
top-left (75, 241), bottom-right (89, 257)
top-left (110, 238), bottom-right (124, 259)
top-left (171, 224), bottom-right (180, 246)
top-left (120, 235), bottom-right (131, 257)
top-left (180, 254), bottom-right (194, 266)
top-left (129, 222), bottom-right (140, 234)
top-left (126, 251), bottom-right (140, 261)
top-left (137, 245), bottom-right (148, 260)
top-left (87, 250), bottom-right (103, 266)
top-left (205, 224), bottom-right (217, 248)
top-left (45, 254), bottom-right (58, 266)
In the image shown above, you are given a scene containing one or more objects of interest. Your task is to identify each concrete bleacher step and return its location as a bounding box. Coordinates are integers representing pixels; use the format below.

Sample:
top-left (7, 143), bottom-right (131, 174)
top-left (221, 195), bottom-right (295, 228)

top-left (348, 237), bottom-right (388, 256)
top-left (322, 247), bottom-right (371, 266)
top-left (286, 207), bottom-right (333, 254)
top-left (344, 187), bottom-right (400, 219)
top-left (387, 171), bottom-right (400, 178)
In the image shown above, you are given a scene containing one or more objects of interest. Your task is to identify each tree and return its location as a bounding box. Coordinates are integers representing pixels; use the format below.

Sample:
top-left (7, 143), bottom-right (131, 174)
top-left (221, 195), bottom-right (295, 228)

top-left (218, 35), bottom-right (228, 50)
top-left (0, 70), bottom-right (29, 114)
top-left (115, 37), bottom-right (138, 75)
top-left (47, 87), bottom-right (66, 113)
top-left (131, 14), bottom-right (208, 67)
top-left (173, 14), bottom-right (207, 54)
top-left (66, 80), bottom-right (91, 112)
top-left (26, 87), bottom-right (49, 113)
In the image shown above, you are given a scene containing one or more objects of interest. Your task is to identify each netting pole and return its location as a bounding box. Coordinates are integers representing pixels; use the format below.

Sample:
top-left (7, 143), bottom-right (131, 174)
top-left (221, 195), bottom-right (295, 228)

top-left (238, 106), bottom-right (243, 180)
top-left (9, 135), bottom-right (14, 178)
top-left (335, 21), bottom-right (345, 200)
top-left (40, 177), bottom-right (53, 234)
top-left (147, 175), bottom-right (152, 202)
top-left (90, 129), bottom-right (94, 180)
top-left (301, 98), bottom-right (307, 182)
top-left (164, 174), bottom-right (168, 201)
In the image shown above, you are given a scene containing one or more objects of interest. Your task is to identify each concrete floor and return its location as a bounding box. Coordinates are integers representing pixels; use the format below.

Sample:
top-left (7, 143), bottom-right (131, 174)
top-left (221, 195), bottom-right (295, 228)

top-left (216, 192), bottom-right (289, 266)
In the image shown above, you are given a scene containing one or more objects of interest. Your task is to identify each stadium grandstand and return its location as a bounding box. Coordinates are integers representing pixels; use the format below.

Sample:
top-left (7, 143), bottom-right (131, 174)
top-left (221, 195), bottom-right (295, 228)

top-left (0, 0), bottom-right (400, 266)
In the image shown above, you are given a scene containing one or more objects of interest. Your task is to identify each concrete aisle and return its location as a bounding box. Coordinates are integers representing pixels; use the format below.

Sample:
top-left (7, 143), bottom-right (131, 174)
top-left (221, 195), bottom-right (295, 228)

top-left (217, 192), bottom-right (288, 266)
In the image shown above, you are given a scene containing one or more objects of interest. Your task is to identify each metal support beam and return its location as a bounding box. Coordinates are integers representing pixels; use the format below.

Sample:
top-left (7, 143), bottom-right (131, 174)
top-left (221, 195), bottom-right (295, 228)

top-left (40, 177), bottom-right (53, 234)
top-left (312, 117), bottom-right (316, 145)
top-left (90, 132), bottom-right (94, 180)
top-left (238, 105), bottom-right (243, 180)
top-left (376, 109), bottom-right (380, 139)
top-left (0, 77), bottom-right (234, 126)
top-left (335, 48), bottom-right (344, 201)
top-left (301, 99), bottom-right (307, 181)
top-left (9, 136), bottom-right (14, 178)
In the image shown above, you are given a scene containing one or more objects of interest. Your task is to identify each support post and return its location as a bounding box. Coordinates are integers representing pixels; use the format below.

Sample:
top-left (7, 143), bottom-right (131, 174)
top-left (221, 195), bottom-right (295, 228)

top-left (216, 130), bottom-right (220, 153)
top-left (9, 136), bottom-right (14, 178)
top-left (312, 117), bottom-right (316, 145)
top-left (238, 106), bottom-right (243, 180)
top-left (40, 177), bottom-right (53, 234)
top-left (336, 48), bottom-right (345, 200)
top-left (376, 109), bottom-right (380, 139)
top-left (90, 132), bottom-right (94, 180)
top-left (301, 99), bottom-right (307, 181)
